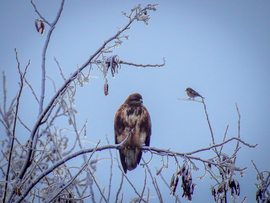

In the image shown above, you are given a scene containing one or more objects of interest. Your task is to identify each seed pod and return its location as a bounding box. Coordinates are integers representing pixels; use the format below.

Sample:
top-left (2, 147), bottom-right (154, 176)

top-left (217, 181), bottom-right (226, 194)
top-left (211, 187), bottom-right (216, 201)
top-left (156, 166), bottom-right (163, 176)
top-left (35, 19), bottom-right (40, 32)
top-left (104, 83), bottom-right (109, 96)
top-left (256, 189), bottom-right (262, 201)
top-left (40, 21), bottom-right (45, 35)
top-left (170, 173), bottom-right (179, 195)
top-left (236, 181), bottom-right (240, 196)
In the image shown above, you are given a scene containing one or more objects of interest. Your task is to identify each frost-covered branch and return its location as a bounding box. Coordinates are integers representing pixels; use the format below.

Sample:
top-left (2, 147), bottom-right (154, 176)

top-left (3, 49), bottom-right (30, 203)
top-left (13, 135), bottom-right (256, 203)
top-left (8, 4), bottom-right (162, 202)
top-left (252, 160), bottom-right (270, 203)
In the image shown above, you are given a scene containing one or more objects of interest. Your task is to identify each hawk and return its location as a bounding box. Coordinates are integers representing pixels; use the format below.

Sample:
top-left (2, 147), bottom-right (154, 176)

top-left (114, 93), bottom-right (151, 173)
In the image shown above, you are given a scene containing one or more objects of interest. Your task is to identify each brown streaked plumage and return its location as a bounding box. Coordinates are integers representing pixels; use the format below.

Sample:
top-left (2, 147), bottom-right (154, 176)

top-left (114, 93), bottom-right (151, 173)
top-left (185, 87), bottom-right (204, 99)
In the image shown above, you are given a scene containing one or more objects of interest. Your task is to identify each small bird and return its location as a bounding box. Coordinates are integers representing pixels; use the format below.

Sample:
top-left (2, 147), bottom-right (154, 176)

top-left (114, 93), bottom-right (151, 173)
top-left (185, 87), bottom-right (204, 99)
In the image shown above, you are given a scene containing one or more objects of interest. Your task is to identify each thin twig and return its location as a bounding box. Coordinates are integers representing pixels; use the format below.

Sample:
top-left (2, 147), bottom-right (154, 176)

top-left (23, 77), bottom-right (39, 103)
top-left (54, 57), bottom-right (66, 81)
top-left (251, 160), bottom-right (260, 174)
top-left (106, 135), bottom-right (113, 202)
top-left (16, 115), bottom-right (31, 132)
top-left (31, 0), bottom-right (50, 25)
top-left (202, 99), bottom-right (218, 156)
top-left (218, 124), bottom-right (229, 156)
top-left (139, 169), bottom-right (147, 203)
top-left (179, 137), bottom-right (256, 156)
top-left (233, 103), bottom-right (241, 164)
top-left (3, 49), bottom-right (30, 203)
top-left (177, 98), bottom-right (202, 103)
top-left (3, 71), bottom-right (7, 116)
top-left (142, 158), bottom-right (163, 203)
top-left (115, 173), bottom-right (124, 203)
top-left (115, 156), bottom-right (147, 203)
top-left (120, 57), bottom-right (165, 68)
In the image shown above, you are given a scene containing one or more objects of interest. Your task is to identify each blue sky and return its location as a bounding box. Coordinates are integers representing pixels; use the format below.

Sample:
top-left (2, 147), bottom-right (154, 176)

top-left (1, 1), bottom-right (270, 202)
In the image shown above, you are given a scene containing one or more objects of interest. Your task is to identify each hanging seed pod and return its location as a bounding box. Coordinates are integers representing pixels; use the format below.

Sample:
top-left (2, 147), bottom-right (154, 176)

top-left (156, 166), bottom-right (163, 175)
top-left (236, 181), bottom-right (240, 196)
top-left (170, 173), bottom-right (179, 196)
top-left (256, 189), bottom-right (262, 201)
top-left (211, 187), bottom-right (216, 201)
top-left (217, 181), bottom-right (226, 194)
top-left (34, 19), bottom-right (45, 35)
top-left (229, 179), bottom-right (236, 195)
top-left (35, 19), bottom-right (40, 32)
top-left (40, 21), bottom-right (45, 35)
top-left (104, 82), bottom-right (109, 96)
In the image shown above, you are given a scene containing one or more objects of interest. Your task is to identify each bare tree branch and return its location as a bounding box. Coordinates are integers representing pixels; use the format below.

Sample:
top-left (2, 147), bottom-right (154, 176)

top-left (119, 58), bottom-right (165, 68)
top-left (143, 158), bottom-right (163, 203)
top-left (3, 49), bottom-right (30, 203)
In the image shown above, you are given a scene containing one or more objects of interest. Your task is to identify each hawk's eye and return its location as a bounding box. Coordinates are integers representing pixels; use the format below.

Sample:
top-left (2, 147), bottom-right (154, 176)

top-left (130, 98), bottom-right (142, 103)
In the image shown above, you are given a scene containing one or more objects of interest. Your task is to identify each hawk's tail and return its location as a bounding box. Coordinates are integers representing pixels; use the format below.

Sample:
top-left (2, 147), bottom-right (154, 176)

top-left (119, 147), bottom-right (142, 173)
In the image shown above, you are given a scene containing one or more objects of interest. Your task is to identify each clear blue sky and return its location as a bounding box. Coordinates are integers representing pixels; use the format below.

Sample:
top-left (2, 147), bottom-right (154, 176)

top-left (1, 1), bottom-right (270, 202)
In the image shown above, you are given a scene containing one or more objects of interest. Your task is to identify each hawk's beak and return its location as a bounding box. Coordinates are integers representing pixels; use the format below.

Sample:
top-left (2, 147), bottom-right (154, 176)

top-left (140, 99), bottom-right (143, 104)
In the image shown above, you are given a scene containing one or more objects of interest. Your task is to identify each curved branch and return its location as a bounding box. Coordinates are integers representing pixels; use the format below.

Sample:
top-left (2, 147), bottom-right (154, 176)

top-left (14, 136), bottom-right (257, 202)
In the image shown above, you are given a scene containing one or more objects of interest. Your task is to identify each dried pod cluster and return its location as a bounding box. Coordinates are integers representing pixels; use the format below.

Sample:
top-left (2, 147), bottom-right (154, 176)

top-left (35, 19), bottom-right (45, 35)
top-left (211, 179), bottom-right (240, 201)
top-left (170, 164), bottom-right (196, 201)
top-left (105, 55), bottom-right (120, 78)
top-left (101, 55), bottom-right (120, 96)
top-left (255, 170), bottom-right (270, 203)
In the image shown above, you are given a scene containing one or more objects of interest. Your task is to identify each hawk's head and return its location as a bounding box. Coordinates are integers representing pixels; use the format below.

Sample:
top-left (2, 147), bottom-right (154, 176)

top-left (124, 93), bottom-right (143, 106)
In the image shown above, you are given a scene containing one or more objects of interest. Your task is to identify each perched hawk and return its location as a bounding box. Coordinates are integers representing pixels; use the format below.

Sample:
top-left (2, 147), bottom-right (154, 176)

top-left (114, 93), bottom-right (151, 173)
